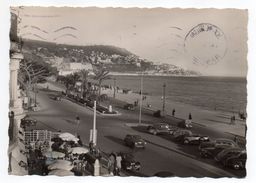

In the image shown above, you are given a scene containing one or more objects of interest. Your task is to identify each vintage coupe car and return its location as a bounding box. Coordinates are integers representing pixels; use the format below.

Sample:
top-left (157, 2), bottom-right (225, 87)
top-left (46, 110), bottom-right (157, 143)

top-left (177, 120), bottom-right (192, 128)
top-left (182, 133), bottom-right (210, 145)
top-left (215, 147), bottom-right (245, 163)
top-left (120, 152), bottom-right (141, 171)
top-left (124, 134), bottom-right (146, 148)
top-left (220, 150), bottom-right (246, 170)
top-left (123, 103), bottom-right (135, 110)
top-left (20, 115), bottom-right (37, 128)
top-left (147, 123), bottom-right (171, 135)
top-left (199, 138), bottom-right (238, 158)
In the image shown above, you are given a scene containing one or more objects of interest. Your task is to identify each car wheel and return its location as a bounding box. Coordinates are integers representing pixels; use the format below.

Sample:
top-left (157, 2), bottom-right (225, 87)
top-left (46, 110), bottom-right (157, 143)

top-left (200, 152), bottom-right (207, 158)
top-left (233, 161), bottom-right (242, 170)
top-left (183, 139), bottom-right (189, 144)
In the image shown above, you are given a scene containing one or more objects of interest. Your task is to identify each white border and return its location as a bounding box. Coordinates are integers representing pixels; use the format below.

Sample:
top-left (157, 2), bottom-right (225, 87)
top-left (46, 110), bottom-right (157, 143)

top-left (1, 1), bottom-right (256, 183)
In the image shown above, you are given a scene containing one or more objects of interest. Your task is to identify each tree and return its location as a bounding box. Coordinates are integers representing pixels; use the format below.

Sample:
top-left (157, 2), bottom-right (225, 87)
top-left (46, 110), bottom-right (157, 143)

top-left (78, 69), bottom-right (89, 98)
top-left (93, 64), bottom-right (110, 102)
top-left (18, 53), bottom-right (57, 106)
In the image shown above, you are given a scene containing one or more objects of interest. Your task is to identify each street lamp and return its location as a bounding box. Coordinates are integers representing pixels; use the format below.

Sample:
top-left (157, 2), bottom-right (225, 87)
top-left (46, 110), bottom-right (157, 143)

top-left (162, 83), bottom-right (166, 116)
top-left (113, 78), bottom-right (116, 99)
top-left (139, 72), bottom-right (143, 124)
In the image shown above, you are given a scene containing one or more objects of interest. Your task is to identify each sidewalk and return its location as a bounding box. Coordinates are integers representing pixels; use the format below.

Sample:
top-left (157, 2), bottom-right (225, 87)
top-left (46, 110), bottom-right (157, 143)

top-left (101, 88), bottom-right (246, 138)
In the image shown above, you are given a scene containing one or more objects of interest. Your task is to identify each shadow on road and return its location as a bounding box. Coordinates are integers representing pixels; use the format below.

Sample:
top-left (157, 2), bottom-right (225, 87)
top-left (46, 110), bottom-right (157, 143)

top-left (104, 135), bottom-right (126, 147)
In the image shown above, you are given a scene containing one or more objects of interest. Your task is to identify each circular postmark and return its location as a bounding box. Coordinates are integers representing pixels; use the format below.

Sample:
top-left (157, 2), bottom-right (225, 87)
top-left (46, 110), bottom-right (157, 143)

top-left (184, 23), bottom-right (227, 66)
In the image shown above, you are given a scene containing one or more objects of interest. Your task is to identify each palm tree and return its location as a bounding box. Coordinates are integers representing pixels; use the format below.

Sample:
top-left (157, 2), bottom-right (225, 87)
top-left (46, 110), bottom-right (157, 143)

top-left (79, 69), bottom-right (89, 98)
top-left (93, 65), bottom-right (110, 102)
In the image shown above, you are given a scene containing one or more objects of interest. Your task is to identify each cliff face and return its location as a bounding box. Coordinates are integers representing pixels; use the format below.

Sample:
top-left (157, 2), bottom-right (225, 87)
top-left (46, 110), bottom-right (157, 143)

top-left (22, 39), bottom-right (201, 76)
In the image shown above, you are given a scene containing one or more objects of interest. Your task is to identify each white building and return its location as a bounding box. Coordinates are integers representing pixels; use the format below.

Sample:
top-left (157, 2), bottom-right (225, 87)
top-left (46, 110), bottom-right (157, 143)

top-left (58, 62), bottom-right (93, 76)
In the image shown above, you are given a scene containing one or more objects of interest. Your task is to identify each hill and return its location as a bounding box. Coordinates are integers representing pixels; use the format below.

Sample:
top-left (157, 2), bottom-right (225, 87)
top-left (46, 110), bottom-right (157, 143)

top-left (21, 39), bottom-right (201, 76)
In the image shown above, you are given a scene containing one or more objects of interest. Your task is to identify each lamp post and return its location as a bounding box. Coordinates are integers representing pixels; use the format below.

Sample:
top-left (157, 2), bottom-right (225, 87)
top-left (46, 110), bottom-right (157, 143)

top-left (162, 83), bottom-right (166, 116)
top-left (139, 73), bottom-right (143, 124)
top-left (113, 78), bottom-right (116, 99)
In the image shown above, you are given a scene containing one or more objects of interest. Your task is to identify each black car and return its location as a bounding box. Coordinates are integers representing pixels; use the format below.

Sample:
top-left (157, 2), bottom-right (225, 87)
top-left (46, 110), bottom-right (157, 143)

top-left (222, 150), bottom-right (246, 170)
top-left (123, 103), bottom-right (135, 110)
top-left (182, 133), bottom-right (210, 145)
top-left (147, 123), bottom-right (171, 135)
top-left (177, 120), bottom-right (192, 128)
top-left (20, 115), bottom-right (37, 128)
top-left (54, 95), bottom-right (61, 101)
top-left (199, 138), bottom-right (238, 158)
top-left (120, 152), bottom-right (141, 171)
top-left (124, 134), bottom-right (146, 148)
top-left (215, 147), bottom-right (244, 163)
top-left (173, 129), bottom-right (192, 142)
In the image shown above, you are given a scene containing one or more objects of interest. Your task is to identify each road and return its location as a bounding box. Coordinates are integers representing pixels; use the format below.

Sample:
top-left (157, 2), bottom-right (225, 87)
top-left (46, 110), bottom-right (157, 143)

top-left (28, 87), bottom-right (246, 177)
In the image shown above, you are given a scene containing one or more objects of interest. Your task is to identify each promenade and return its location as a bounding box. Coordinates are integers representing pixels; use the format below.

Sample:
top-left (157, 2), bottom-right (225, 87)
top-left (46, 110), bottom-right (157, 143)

top-left (101, 88), bottom-right (246, 138)
top-left (41, 81), bottom-right (246, 137)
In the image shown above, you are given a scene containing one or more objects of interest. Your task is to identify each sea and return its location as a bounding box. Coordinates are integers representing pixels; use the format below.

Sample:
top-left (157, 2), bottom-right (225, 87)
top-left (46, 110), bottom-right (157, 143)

top-left (104, 75), bottom-right (247, 113)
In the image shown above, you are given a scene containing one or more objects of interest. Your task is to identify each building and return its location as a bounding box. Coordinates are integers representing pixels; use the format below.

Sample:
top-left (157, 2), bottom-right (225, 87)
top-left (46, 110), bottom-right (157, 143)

top-left (8, 12), bottom-right (28, 175)
top-left (58, 62), bottom-right (93, 76)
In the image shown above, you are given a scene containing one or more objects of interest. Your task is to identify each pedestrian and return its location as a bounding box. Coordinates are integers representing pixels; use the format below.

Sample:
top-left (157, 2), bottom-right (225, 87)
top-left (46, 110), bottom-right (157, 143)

top-left (230, 115), bottom-right (235, 125)
top-left (109, 152), bottom-right (116, 175)
top-left (234, 135), bottom-right (238, 143)
top-left (77, 135), bottom-right (83, 146)
top-left (89, 141), bottom-right (94, 154)
top-left (115, 153), bottom-right (122, 176)
top-left (172, 109), bottom-right (176, 117)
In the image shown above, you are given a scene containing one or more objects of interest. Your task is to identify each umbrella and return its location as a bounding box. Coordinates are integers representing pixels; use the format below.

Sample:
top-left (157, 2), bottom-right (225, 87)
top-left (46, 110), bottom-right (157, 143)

top-left (69, 147), bottom-right (89, 155)
top-left (48, 160), bottom-right (74, 171)
top-left (43, 151), bottom-right (65, 159)
top-left (59, 132), bottom-right (79, 142)
top-left (48, 169), bottom-right (74, 176)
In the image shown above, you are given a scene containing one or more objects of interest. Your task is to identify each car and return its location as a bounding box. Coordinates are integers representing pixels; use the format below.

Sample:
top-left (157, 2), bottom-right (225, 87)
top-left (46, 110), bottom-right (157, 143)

top-left (124, 134), bottom-right (146, 148)
top-left (215, 147), bottom-right (245, 163)
top-left (173, 129), bottom-right (192, 142)
top-left (177, 120), bottom-right (192, 128)
top-left (123, 103), bottom-right (135, 110)
top-left (183, 133), bottom-right (210, 145)
top-left (199, 138), bottom-right (238, 158)
top-left (54, 95), bottom-right (61, 101)
top-left (221, 150), bottom-right (246, 170)
top-left (20, 115), bottom-right (37, 128)
top-left (147, 123), bottom-right (171, 135)
top-left (119, 152), bottom-right (141, 171)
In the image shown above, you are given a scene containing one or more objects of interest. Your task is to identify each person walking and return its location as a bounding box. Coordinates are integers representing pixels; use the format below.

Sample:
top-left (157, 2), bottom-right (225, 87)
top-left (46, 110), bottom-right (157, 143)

top-left (172, 109), bottom-right (176, 117)
top-left (109, 152), bottom-right (116, 175)
top-left (115, 153), bottom-right (122, 176)
top-left (75, 116), bottom-right (80, 135)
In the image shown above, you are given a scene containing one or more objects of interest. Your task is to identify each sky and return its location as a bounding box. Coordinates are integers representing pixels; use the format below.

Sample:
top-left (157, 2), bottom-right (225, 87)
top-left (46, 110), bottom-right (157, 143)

top-left (12, 7), bottom-right (248, 77)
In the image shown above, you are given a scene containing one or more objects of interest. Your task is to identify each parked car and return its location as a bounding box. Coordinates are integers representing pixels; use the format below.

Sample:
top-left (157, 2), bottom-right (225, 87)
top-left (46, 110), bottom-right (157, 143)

top-left (221, 150), bottom-right (246, 170)
top-left (173, 129), bottom-right (192, 142)
top-left (147, 123), bottom-right (171, 135)
top-left (123, 103), bottom-right (135, 110)
top-left (215, 147), bottom-right (245, 163)
top-left (183, 133), bottom-right (210, 145)
top-left (124, 134), bottom-right (146, 148)
top-left (199, 138), bottom-right (238, 158)
top-left (20, 115), bottom-right (37, 128)
top-left (54, 95), bottom-right (61, 101)
top-left (120, 152), bottom-right (141, 171)
top-left (177, 120), bottom-right (192, 128)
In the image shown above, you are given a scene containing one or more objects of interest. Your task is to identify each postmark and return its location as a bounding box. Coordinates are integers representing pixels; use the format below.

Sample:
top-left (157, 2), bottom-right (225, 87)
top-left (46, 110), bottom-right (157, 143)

top-left (184, 23), bottom-right (227, 66)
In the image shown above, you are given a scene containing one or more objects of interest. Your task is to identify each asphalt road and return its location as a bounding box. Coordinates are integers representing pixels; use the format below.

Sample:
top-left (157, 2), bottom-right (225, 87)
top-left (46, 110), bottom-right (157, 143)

top-left (29, 88), bottom-right (246, 177)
